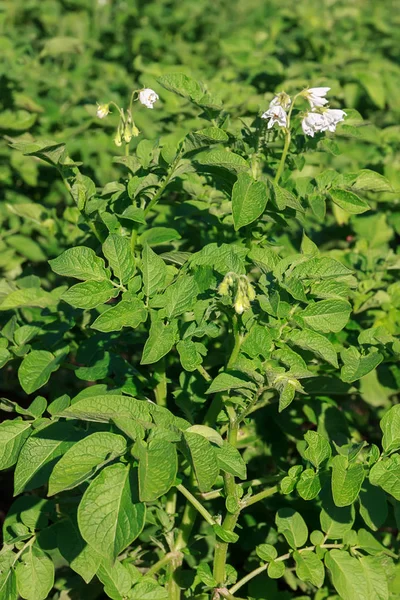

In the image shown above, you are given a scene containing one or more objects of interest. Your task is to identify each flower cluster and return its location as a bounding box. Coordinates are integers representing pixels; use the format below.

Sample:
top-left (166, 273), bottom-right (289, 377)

top-left (301, 88), bottom-right (346, 137)
top-left (95, 88), bottom-right (159, 146)
top-left (218, 273), bottom-right (256, 315)
top-left (261, 86), bottom-right (346, 137)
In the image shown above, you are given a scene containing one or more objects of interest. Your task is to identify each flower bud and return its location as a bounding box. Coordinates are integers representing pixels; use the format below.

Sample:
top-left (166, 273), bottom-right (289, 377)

top-left (96, 103), bottom-right (110, 119)
top-left (114, 128), bottom-right (123, 147)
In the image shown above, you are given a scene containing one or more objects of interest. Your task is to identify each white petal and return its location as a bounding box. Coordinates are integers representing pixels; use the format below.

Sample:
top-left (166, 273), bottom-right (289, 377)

top-left (308, 87), bottom-right (330, 97)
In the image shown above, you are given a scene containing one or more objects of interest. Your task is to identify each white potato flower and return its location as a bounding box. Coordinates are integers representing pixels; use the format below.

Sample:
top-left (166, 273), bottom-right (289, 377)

top-left (323, 108), bottom-right (347, 131)
top-left (303, 87), bottom-right (330, 109)
top-left (302, 108), bottom-right (346, 137)
top-left (96, 103), bottom-right (110, 119)
top-left (139, 88), bottom-right (159, 109)
top-left (261, 105), bottom-right (288, 129)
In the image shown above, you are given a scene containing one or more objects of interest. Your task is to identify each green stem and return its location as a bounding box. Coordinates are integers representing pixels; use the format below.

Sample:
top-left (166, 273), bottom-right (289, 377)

top-left (273, 93), bottom-right (299, 185)
top-left (176, 484), bottom-right (215, 526)
top-left (147, 552), bottom-right (180, 577)
top-left (174, 499), bottom-right (197, 552)
top-left (227, 314), bottom-right (242, 369)
top-left (167, 556), bottom-right (181, 600)
top-left (241, 484), bottom-right (279, 509)
top-left (228, 543), bottom-right (344, 595)
top-left (213, 408), bottom-right (239, 585)
top-left (196, 364), bottom-right (212, 382)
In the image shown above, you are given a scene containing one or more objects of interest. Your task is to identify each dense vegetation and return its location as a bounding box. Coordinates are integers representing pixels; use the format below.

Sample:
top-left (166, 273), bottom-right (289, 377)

top-left (0, 1), bottom-right (400, 599)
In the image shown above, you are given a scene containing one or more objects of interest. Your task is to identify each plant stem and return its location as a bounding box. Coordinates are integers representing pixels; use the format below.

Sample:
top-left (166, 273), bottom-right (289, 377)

top-left (227, 314), bottom-right (242, 369)
top-left (240, 484), bottom-right (279, 509)
top-left (273, 93), bottom-right (299, 185)
top-left (176, 484), bottom-right (215, 526)
top-left (174, 499), bottom-right (197, 552)
top-left (228, 543), bottom-right (343, 595)
top-left (197, 364), bottom-right (212, 382)
top-left (213, 407), bottom-right (240, 585)
top-left (147, 552), bottom-right (180, 577)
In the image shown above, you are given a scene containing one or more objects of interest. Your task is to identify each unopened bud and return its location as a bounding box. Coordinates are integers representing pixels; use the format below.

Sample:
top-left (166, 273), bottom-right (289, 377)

top-left (114, 128), bottom-right (123, 147)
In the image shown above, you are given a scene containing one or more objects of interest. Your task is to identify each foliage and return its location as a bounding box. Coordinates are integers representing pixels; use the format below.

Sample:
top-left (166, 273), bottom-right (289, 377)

top-left (0, 1), bottom-right (400, 599)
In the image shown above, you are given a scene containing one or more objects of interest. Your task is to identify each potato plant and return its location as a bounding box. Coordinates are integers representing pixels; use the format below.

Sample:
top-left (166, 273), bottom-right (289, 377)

top-left (0, 70), bottom-right (399, 600)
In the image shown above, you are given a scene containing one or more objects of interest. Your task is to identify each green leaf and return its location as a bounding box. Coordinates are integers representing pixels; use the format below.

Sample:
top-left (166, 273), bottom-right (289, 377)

top-left (185, 127), bottom-right (228, 152)
top-left (0, 420), bottom-right (31, 470)
top-left (18, 350), bottom-right (61, 394)
top-left (141, 245), bottom-right (167, 297)
top-left (380, 405), bottom-right (400, 453)
top-left (232, 173), bottom-right (268, 230)
top-left (359, 555), bottom-right (389, 600)
top-left (241, 324), bottom-right (272, 358)
top-left (91, 297), bottom-right (147, 332)
top-left (299, 299), bottom-right (351, 333)
top-left (57, 513), bottom-right (100, 583)
top-left (206, 372), bottom-right (256, 394)
top-left (14, 422), bottom-right (80, 494)
top-left (287, 328), bottom-right (338, 368)
top-left (291, 257), bottom-right (352, 280)
top-left (331, 455), bottom-right (364, 507)
top-left (303, 431), bottom-right (332, 468)
top-left (267, 560), bottom-right (285, 579)
top-left (77, 464), bottom-right (145, 561)
top-left (61, 394), bottom-right (152, 423)
top-left (62, 280), bottom-right (118, 309)
top-left (130, 577), bottom-right (168, 600)
top-left (0, 551), bottom-right (18, 600)
top-left (215, 441), bottom-right (247, 480)
top-left (275, 508), bottom-right (308, 549)
top-left (15, 545), bottom-right (54, 600)
top-left (48, 432), bottom-right (127, 495)
top-left (103, 234), bottom-right (135, 284)
top-left (141, 318), bottom-right (177, 365)
top-left (352, 169), bottom-right (393, 193)
top-left (213, 524), bottom-right (239, 543)
top-left (184, 431), bottom-right (219, 492)
top-left (369, 455), bottom-right (400, 500)
top-left (186, 425), bottom-right (223, 447)
top-left (97, 559), bottom-right (133, 600)
top-left (256, 544), bottom-right (277, 561)
top-left (359, 481), bottom-right (388, 531)
top-left (49, 246), bottom-right (109, 281)
top-left (158, 72), bottom-right (204, 103)
top-left (296, 469), bottom-right (321, 500)
top-left (329, 188), bottom-right (370, 214)
top-left (325, 549), bottom-right (369, 600)
top-left (340, 347), bottom-right (383, 383)
top-left (294, 550), bottom-right (324, 588)
top-left (163, 275), bottom-right (198, 319)
top-left (0, 287), bottom-right (56, 311)
top-left (320, 485), bottom-right (355, 539)
top-left (177, 339), bottom-right (203, 371)
top-left (138, 439), bottom-right (177, 501)
top-left (195, 149), bottom-right (248, 173)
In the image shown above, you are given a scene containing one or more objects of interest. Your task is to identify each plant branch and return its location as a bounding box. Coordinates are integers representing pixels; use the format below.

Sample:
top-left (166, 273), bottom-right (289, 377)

top-left (147, 551), bottom-right (181, 577)
top-left (176, 484), bottom-right (215, 526)
top-left (240, 484), bottom-right (279, 508)
top-left (228, 543), bottom-right (344, 595)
